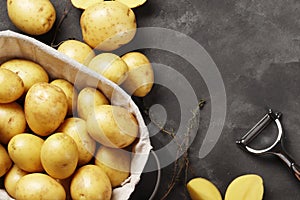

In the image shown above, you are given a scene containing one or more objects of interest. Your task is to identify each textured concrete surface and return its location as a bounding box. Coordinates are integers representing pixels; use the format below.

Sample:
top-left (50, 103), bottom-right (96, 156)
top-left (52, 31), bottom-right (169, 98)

top-left (1, 0), bottom-right (300, 199)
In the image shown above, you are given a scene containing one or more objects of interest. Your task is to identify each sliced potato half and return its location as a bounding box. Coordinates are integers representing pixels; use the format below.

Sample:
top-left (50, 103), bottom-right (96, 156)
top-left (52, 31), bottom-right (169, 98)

top-left (71, 0), bottom-right (104, 9)
top-left (115, 0), bottom-right (147, 8)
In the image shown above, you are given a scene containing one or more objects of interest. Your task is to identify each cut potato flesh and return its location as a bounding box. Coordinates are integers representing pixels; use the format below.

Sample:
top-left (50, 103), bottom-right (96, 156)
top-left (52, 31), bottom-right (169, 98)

top-left (71, 0), bottom-right (104, 9)
top-left (115, 0), bottom-right (147, 8)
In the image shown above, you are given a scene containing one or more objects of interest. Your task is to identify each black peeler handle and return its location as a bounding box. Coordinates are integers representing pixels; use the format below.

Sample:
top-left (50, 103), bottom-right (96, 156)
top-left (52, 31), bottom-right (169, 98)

top-left (273, 146), bottom-right (300, 181)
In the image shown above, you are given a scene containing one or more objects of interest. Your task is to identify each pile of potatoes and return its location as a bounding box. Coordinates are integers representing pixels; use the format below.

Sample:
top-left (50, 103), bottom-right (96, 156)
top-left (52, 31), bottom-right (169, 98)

top-left (0, 58), bottom-right (140, 200)
top-left (3, 0), bottom-right (154, 199)
top-left (7, 0), bottom-right (146, 47)
top-left (7, 0), bottom-right (154, 98)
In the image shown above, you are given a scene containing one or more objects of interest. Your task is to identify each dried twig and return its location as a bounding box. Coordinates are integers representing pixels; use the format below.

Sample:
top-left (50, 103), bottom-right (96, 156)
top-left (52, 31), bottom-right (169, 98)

top-left (50, 2), bottom-right (73, 48)
top-left (142, 99), bottom-right (206, 199)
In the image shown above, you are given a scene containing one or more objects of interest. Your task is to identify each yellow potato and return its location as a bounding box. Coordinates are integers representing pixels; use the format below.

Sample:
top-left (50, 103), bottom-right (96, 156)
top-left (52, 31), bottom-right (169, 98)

top-left (88, 53), bottom-right (129, 85)
top-left (80, 1), bottom-right (136, 51)
top-left (115, 0), bottom-right (147, 8)
top-left (70, 165), bottom-right (111, 200)
top-left (0, 68), bottom-right (24, 103)
top-left (57, 40), bottom-right (96, 65)
top-left (77, 87), bottom-right (109, 120)
top-left (1, 58), bottom-right (49, 93)
top-left (86, 105), bottom-right (138, 148)
top-left (24, 82), bottom-right (68, 136)
top-left (7, 0), bottom-right (56, 35)
top-left (4, 164), bottom-right (28, 198)
top-left (0, 102), bottom-right (26, 144)
top-left (58, 118), bottom-right (96, 166)
top-left (50, 79), bottom-right (78, 116)
top-left (8, 133), bottom-right (44, 172)
top-left (41, 132), bottom-right (78, 179)
top-left (187, 177), bottom-right (222, 200)
top-left (0, 144), bottom-right (12, 178)
top-left (224, 174), bottom-right (264, 200)
top-left (121, 52), bottom-right (154, 97)
top-left (15, 173), bottom-right (66, 200)
top-left (95, 146), bottom-right (131, 187)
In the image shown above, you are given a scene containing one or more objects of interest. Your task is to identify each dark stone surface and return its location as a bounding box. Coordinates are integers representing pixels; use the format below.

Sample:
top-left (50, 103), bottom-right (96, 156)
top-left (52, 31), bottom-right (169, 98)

top-left (1, 0), bottom-right (300, 199)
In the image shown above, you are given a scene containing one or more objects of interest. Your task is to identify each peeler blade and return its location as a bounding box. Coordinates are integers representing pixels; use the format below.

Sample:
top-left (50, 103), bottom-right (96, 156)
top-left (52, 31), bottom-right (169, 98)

top-left (236, 109), bottom-right (281, 146)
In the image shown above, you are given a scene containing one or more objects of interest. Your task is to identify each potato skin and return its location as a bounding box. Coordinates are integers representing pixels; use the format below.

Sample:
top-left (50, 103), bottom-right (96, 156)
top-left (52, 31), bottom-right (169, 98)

top-left (88, 53), bottom-right (129, 85)
top-left (41, 133), bottom-right (78, 179)
top-left (121, 52), bottom-right (154, 97)
top-left (80, 1), bottom-right (136, 51)
top-left (7, 0), bottom-right (56, 35)
top-left (15, 173), bottom-right (66, 200)
top-left (50, 79), bottom-right (78, 116)
top-left (95, 146), bottom-right (131, 187)
top-left (4, 164), bottom-right (28, 198)
top-left (24, 82), bottom-right (68, 136)
top-left (0, 68), bottom-right (24, 103)
top-left (57, 40), bottom-right (95, 65)
top-left (86, 105), bottom-right (138, 148)
top-left (70, 165), bottom-right (112, 200)
top-left (77, 87), bottom-right (109, 121)
top-left (0, 144), bottom-right (12, 178)
top-left (1, 59), bottom-right (49, 93)
top-left (0, 102), bottom-right (26, 144)
top-left (58, 118), bottom-right (96, 166)
top-left (8, 133), bottom-right (44, 172)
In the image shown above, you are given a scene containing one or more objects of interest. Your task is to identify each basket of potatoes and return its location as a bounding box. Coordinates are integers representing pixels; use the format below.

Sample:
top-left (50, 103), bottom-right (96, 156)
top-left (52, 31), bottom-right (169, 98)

top-left (0, 30), bottom-right (152, 200)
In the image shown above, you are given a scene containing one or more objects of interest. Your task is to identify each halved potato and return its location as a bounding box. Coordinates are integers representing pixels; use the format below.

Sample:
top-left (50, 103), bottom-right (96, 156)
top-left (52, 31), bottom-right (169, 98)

top-left (71, 0), bottom-right (104, 9)
top-left (115, 0), bottom-right (147, 8)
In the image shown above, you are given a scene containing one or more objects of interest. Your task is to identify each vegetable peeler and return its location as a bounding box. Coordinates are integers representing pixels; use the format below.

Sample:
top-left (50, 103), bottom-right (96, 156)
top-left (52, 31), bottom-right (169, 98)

top-left (236, 109), bottom-right (300, 181)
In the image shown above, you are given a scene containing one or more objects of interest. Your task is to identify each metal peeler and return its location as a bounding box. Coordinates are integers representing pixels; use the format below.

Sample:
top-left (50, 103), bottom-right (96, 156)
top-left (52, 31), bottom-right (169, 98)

top-left (236, 109), bottom-right (300, 181)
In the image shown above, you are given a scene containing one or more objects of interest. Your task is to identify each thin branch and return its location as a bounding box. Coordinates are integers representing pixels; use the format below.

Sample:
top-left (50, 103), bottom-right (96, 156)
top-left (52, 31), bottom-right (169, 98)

top-left (51, 2), bottom-right (73, 48)
top-left (141, 99), bottom-right (205, 199)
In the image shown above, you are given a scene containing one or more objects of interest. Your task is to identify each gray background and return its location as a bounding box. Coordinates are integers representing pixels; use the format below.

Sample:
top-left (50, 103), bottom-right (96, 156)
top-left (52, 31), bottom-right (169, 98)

top-left (1, 0), bottom-right (300, 199)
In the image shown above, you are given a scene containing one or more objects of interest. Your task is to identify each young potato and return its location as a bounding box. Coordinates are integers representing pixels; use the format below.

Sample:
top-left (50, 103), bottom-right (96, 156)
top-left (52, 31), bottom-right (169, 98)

top-left (41, 133), bottom-right (78, 179)
top-left (88, 53), bottom-right (129, 85)
top-left (4, 164), bottom-right (28, 198)
top-left (121, 52), bottom-right (154, 97)
top-left (0, 144), bottom-right (12, 178)
top-left (1, 58), bottom-right (49, 93)
top-left (77, 87), bottom-right (109, 120)
top-left (95, 146), bottom-right (131, 187)
top-left (58, 118), bottom-right (96, 166)
top-left (70, 165), bottom-right (111, 200)
top-left (0, 102), bottom-right (26, 144)
top-left (7, 0), bottom-right (56, 35)
top-left (24, 82), bottom-right (68, 136)
top-left (86, 105), bottom-right (139, 148)
top-left (0, 68), bottom-right (24, 103)
top-left (115, 0), bottom-right (147, 8)
top-left (8, 133), bottom-right (44, 172)
top-left (50, 79), bottom-right (78, 116)
top-left (80, 1), bottom-right (136, 51)
top-left (71, 0), bottom-right (104, 9)
top-left (15, 173), bottom-right (66, 200)
top-left (57, 40), bottom-right (96, 65)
